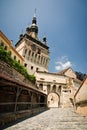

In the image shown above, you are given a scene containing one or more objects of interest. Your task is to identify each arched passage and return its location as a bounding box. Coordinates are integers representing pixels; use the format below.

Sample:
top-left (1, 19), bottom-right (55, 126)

top-left (47, 93), bottom-right (59, 108)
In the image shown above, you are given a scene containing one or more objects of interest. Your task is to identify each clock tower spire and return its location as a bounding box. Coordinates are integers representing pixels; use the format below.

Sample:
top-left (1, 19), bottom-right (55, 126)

top-left (15, 11), bottom-right (49, 75)
top-left (26, 9), bottom-right (39, 40)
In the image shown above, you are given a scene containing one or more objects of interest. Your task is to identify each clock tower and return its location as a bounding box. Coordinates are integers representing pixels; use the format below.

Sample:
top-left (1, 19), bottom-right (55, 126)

top-left (15, 13), bottom-right (49, 75)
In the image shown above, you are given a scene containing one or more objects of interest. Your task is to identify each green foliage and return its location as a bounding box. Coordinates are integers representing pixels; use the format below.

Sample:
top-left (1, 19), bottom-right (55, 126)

top-left (0, 46), bottom-right (36, 83)
top-left (75, 71), bottom-right (86, 81)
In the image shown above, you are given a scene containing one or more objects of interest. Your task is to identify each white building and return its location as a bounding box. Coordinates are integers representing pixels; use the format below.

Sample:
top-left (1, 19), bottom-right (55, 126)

top-left (35, 68), bottom-right (82, 108)
top-left (15, 14), bottom-right (49, 75)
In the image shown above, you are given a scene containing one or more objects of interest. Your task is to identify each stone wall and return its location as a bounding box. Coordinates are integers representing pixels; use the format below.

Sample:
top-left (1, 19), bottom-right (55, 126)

top-left (0, 59), bottom-right (47, 127)
top-left (0, 59), bottom-right (35, 87)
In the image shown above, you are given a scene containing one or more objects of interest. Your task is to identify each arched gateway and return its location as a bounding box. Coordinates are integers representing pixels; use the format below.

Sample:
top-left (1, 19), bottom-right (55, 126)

top-left (47, 92), bottom-right (60, 108)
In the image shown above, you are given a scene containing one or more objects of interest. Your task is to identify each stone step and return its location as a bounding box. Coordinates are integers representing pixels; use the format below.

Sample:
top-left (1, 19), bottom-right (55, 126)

top-left (3, 108), bottom-right (87, 130)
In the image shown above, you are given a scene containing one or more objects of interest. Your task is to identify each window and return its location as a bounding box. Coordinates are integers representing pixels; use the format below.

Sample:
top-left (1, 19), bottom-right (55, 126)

top-left (32, 52), bottom-right (34, 57)
top-left (47, 84), bottom-right (51, 93)
top-left (28, 50), bottom-right (31, 56)
top-left (53, 85), bottom-right (56, 92)
top-left (25, 49), bottom-right (27, 54)
top-left (41, 57), bottom-right (43, 64)
top-left (31, 66), bottom-right (33, 70)
top-left (37, 48), bottom-right (41, 54)
top-left (63, 90), bottom-right (67, 93)
top-left (34, 54), bottom-right (37, 63)
top-left (4, 46), bottom-right (7, 50)
top-left (14, 56), bottom-right (16, 60)
top-left (0, 42), bottom-right (4, 46)
top-left (9, 51), bottom-right (12, 56)
top-left (39, 84), bottom-right (43, 90)
top-left (18, 60), bottom-right (20, 63)
top-left (58, 86), bottom-right (61, 94)
top-left (38, 55), bottom-right (40, 60)
top-left (36, 68), bottom-right (39, 71)
top-left (24, 63), bottom-right (27, 67)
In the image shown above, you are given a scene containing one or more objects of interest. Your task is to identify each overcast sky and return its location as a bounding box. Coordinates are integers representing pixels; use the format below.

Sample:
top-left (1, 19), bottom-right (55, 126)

top-left (0, 0), bottom-right (87, 73)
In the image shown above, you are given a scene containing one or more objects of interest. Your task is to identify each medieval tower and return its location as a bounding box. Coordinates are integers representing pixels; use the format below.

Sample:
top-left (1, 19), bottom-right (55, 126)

top-left (15, 13), bottom-right (49, 75)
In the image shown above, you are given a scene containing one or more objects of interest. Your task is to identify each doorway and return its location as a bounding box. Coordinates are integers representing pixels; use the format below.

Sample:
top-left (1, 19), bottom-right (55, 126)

top-left (47, 93), bottom-right (59, 107)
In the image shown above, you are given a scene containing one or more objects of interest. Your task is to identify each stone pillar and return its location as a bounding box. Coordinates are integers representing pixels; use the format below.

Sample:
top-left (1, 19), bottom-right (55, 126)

top-left (43, 83), bottom-right (47, 94)
top-left (50, 84), bottom-right (53, 92)
top-left (56, 85), bottom-right (59, 92)
top-left (39, 55), bottom-right (42, 65)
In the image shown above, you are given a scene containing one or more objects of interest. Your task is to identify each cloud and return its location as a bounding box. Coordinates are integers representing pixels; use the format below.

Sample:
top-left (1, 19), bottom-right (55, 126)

top-left (55, 56), bottom-right (72, 71)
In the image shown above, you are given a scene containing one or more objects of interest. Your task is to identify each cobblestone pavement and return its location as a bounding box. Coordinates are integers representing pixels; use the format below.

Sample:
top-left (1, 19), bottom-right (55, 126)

top-left (4, 108), bottom-right (87, 130)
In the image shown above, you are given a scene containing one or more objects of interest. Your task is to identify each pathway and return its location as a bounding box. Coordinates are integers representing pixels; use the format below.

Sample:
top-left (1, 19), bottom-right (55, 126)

top-left (3, 108), bottom-right (87, 130)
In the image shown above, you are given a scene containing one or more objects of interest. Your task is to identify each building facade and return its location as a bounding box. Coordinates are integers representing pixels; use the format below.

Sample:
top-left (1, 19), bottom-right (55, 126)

top-left (74, 75), bottom-right (87, 115)
top-left (0, 30), bottom-right (24, 65)
top-left (15, 15), bottom-right (49, 75)
top-left (35, 68), bottom-right (82, 108)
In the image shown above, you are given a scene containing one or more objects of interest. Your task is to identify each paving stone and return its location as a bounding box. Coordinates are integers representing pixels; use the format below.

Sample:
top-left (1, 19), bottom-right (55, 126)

top-left (4, 108), bottom-right (87, 130)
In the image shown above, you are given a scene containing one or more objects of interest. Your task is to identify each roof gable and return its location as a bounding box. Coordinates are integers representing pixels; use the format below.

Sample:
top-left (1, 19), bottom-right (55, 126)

top-left (57, 67), bottom-right (76, 79)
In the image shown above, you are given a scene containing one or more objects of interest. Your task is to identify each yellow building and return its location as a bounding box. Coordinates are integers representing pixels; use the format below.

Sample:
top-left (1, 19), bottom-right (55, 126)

top-left (0, 30), bottom-right (24, 65)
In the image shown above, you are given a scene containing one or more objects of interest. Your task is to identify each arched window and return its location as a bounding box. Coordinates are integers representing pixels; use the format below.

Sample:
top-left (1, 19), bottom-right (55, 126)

top-left (27, 50), bottom-right (31, 60)
top-left (39, 84), bottom-right (43, 90)
top-left (47, 84), bottom-right (51, 93)
top-left (34, 54), bottom-right (37, 63)
top-left (25, 49), bottom-right (27, 54)
top-left (28, 50), bottom-right (31, 56)
top-left (58, 86), bottom-right (61, 95)
top-left (32, 52), bottom-right (34, 56)
top-left (53, 85), bottom-right (56, 92)
top-left (38, 55), bottom-right (40, 64)
top-left (23, 48), bottom-right (27, 57)
top-left (31, 52), bottom-right (34, 61)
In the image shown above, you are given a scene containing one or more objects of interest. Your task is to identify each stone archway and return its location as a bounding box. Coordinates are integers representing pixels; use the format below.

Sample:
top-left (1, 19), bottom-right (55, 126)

top-left (47, 93), bottom-right (59, 108)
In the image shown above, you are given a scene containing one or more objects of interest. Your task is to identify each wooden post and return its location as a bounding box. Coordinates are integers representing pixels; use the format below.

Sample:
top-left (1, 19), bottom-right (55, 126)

top-left (14, 87), bottom-right (22, 112)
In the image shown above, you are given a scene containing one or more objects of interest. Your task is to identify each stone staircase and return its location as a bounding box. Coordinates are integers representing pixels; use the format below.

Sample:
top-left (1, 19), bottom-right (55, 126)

top-left (52, 108), bottom-right (87, 130)
top-left (3, 108), bottom-right (87, 130)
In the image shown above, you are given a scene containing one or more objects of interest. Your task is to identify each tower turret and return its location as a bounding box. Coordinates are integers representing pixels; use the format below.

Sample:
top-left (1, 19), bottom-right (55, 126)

top-left (43, 36), bottom-right (47, 45)
top-left (26, 10), bottom-right (39, 40)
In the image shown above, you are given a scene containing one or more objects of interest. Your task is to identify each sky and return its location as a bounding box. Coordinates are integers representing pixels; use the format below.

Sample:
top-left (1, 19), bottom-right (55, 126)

top-left (0, 0), bottom-right (87, 74)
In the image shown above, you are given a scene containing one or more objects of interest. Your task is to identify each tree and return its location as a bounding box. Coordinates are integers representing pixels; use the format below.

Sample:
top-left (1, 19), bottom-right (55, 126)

top-left (75, 71), bottom-right (86, 81)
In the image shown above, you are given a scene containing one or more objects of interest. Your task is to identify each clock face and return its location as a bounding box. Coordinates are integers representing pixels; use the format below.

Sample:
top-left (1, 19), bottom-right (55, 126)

top-left (31, 44), bottom-right (36, 51)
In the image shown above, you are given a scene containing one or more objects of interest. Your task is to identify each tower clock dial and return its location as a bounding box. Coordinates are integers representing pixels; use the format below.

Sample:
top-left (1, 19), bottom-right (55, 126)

top-left (31, 44), bottom-right (36, 51)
